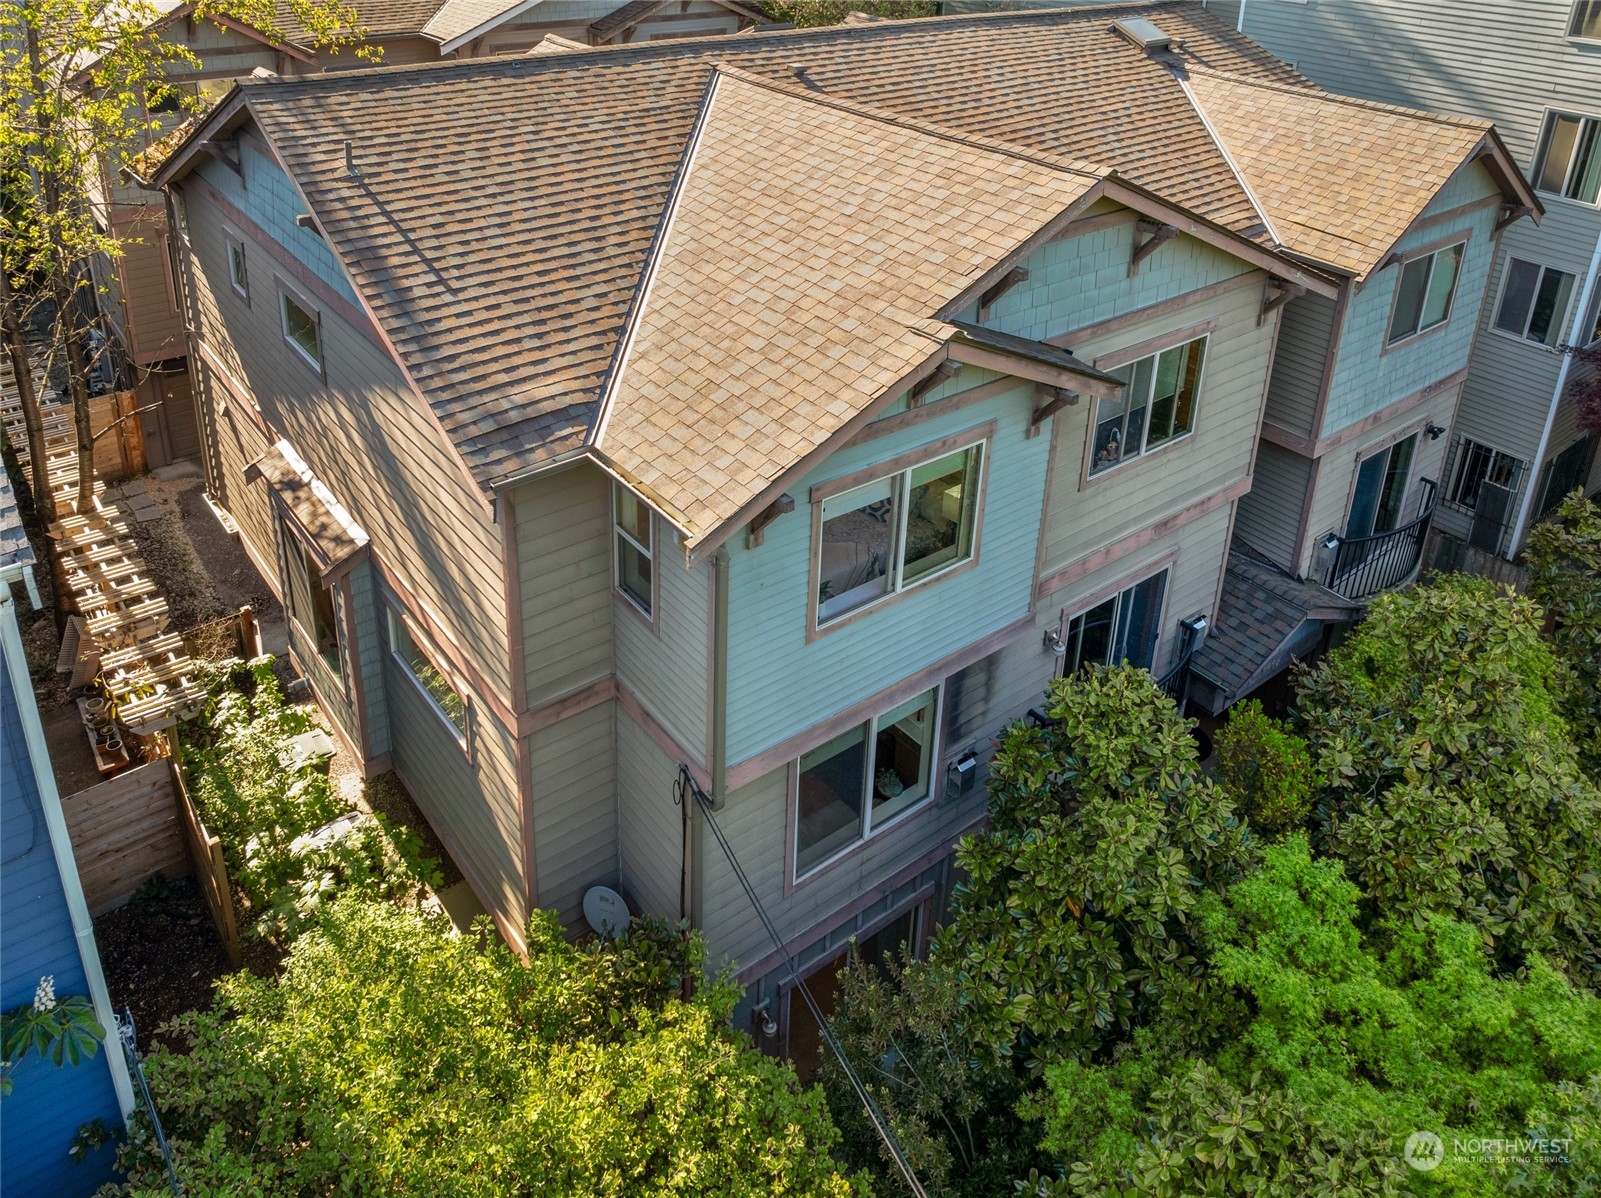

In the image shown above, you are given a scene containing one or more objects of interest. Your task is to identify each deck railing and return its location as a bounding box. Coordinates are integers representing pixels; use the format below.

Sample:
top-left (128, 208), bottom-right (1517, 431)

top-left (1324, 478), bottom-right (1438, 601)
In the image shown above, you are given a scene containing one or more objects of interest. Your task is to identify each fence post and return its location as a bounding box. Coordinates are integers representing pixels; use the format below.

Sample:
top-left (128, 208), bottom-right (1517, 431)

top-left (238, 605), bottom-right (259, 658)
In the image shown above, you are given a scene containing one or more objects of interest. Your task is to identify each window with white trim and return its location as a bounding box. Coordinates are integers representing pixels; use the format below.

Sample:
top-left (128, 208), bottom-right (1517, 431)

top-left (816, 442), bottom-right (983, 624)
top-left (1495, 258), bottom-right (1576, 347)
top-left (794, 686), bottom-right (939, 879)
top-left (227, 239), bottom-right (248, 299)
top-left (1060, 571), bottom-right (1167, 675)
top-left (389, 610), bottom-right (468, 740)
top-left (612, 480), bottom-right (653, 616)
top-left (1387, 243), bottom-right (1464, 344)
top-left (1571, 1), bottom-right (1601, 41)
top-left (1534, 111), bottom-right (1601, 203)
top-left (1446, 439), bottom-right (1525, 511)
top-left (1092, 336), bottom-right (1205, 474)
top-left (280, 291), bottom-right (322, 370)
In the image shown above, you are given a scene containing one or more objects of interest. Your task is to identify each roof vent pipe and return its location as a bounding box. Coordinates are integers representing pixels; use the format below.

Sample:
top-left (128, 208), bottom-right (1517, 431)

top-left (344, 139), bottom-right (360, 179)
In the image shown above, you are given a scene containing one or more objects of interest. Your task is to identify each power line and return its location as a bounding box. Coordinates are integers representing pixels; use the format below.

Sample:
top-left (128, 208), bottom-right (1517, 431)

top-left (676, 766), bottom-right (931, 1198)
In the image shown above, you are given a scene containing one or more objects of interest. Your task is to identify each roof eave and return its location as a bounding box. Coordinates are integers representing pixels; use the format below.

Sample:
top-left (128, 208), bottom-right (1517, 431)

top-left (148, 85), bottom-right (253, 188)
top-left (434, 0), bottom-right (549, 54)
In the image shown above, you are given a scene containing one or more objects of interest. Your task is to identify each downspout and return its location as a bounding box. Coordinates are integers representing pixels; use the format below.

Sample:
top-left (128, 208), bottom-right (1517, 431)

top-left (1236, 0), bottom-right (1247, 34)
top-left (0, 577), bottom-right (136, 1120)
top-left (1507, 221), bottom-right (1601, 553)
top-left (712, 546), bottom-right (729, 807)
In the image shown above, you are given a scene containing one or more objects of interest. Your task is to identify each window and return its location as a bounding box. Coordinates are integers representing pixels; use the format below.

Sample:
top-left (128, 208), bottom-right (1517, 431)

top-left (1059, 571), bottom-right (1167, 675)
top-left (612, 481), bottom-right (653, 617)
top-left (1495, 259), bottom-right (1576, 346)
top-left (227, 240), bottom-right (248, 299)
top-left (284, 536), bottom-right (342, 683)
top-left (1580, 283), bottom-right (1601, 348)
top-left (170, 189), bottom-right (189, 242)
top-left (1537, 435), bottom-right (1597, 519)
top-left (1387, 243), bottom-right (1464, 344)
top-left (794, 687), bottom-right (939, 878)
top-left (389, 610), bottom-right (468, 739)
top-left (280, 291), bottom-right (322, 370)
top-left (1447, 439), bottom-right (1525, 510)
top-left (816, 442), bottom-right (983, 624)
top-left (1092, 337), bottom-right (1205, 474)
top-left (1534, 112), bottom-right (1601, 203)
top-left (1571, 1), bottom-right (1601, 40)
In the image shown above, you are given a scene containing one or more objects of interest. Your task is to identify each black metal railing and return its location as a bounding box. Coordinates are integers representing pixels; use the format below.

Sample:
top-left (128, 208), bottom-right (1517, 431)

top-left (1324, 478), bottom-right (1438, 601)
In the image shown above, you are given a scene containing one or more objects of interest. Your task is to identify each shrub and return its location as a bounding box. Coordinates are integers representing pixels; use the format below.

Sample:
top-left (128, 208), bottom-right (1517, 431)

top-left (1295, 578), bottom-right (1601, 985)
top-left (1526, 492), bottom-right (1601, 778)
top-left (1212, 699), bottom-right (1313, 838)
top-left (112, 898), bottom-right (864, 1197)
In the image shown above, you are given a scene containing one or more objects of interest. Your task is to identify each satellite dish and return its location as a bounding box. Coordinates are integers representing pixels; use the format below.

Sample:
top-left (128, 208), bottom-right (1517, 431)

top-left (583, 885), bottom-right (629, 936)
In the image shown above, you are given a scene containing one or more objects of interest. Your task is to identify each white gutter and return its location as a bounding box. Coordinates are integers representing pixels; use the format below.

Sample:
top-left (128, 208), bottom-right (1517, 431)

top-left (0, 571), bottom-right (136, 1121)
top-left (1507, 219), bottom-right (1601, 553)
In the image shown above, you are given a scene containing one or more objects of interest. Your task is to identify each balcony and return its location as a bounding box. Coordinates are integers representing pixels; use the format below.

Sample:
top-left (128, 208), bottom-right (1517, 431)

top-left (1323, 478), bottom-right (1438, 601)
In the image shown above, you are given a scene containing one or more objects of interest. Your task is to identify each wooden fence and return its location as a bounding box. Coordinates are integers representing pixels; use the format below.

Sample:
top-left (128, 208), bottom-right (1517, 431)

top-left (61, 758), bottom-right (241, 966)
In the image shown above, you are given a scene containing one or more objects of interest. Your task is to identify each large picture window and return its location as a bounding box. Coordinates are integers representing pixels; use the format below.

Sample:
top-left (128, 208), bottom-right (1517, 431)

top-left (1494, 259), bottom-right (1576, 347)
top-left (1534, 111), bottom-right (1601, 203)
top-left (612, 481), bottom-right (654, 617)
top-left (816, 442), bottom-right (983, 625)
top-left (1092, 337), bottom-right (1205, 474)
top-left (1387, 242), bottom-right (1464, 344)
top-left (794, 687), bottom-right (939, 878)
top-left (389, 611), bottom-right (468, 741)
top-left (1060, 571), bottom-right (1167, 675)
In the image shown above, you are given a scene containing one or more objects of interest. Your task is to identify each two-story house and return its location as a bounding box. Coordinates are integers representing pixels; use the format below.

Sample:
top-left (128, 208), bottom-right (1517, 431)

top-left (1213, 0), bottom-right (1601, 563)
top-left (147, 2), bottom-right (1528, 1052)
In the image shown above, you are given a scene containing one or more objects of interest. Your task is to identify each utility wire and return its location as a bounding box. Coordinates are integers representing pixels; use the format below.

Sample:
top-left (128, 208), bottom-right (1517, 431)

top-left (677, 766), bottom-right (931, 1198)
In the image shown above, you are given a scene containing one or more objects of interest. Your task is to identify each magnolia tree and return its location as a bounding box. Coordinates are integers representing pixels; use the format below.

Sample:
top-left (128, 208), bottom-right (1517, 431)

top-left (0, 0), bottom-right (364, 517)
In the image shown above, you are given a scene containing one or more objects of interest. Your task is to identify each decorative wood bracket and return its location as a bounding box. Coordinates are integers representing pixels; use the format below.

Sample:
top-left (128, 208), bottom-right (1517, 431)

top-left (295, 213), bottom-right (324, 239)
top-left (1131, 219), bottom-right (1179, 275)
top-left (1260, 278), bottom-right (1305, 326)
top-left (1495, 203), bottom-right (1534, 234)
top-left (1029, 382), bottom-right (1078, 436)
top-left (199, 140), bottom-right (243, 179)
top-left (977, 267), bottom-right (1029, 321)
top-left (909, 360), bottom-right (962, 407)
top-left (746, 494), bottom-right (795, 549)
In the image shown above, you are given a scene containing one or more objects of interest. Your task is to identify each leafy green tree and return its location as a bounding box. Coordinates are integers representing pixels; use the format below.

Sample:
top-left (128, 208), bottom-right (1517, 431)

top-left (113, 898), bottom-right (864, 1197)
top-left (762, 1), bottom-right (937, 28)
top-left (940, 665), bottom-right (1255, 1067)
top-left (1526, 492), bottom-right (1601, 776)
top-left (1213, 699), bottom-right (1313, 839)
top-left (1296, 578), bottom-right (1601, 985)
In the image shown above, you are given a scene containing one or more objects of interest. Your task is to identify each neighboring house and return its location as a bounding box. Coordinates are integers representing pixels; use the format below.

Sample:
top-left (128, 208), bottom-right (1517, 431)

top-left (0, 471), bottom-right (134, 1196)
top-left (1213, 0), bottom-right (1601, 560)
top-left (145, 2), bottom-right (1523, 1050)
top-left (84, 0), bottom-right (769, 464)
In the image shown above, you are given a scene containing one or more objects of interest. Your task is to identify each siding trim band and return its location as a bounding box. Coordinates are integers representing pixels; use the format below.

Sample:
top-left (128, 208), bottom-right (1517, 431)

top-left (1260, 366), bottom-right (1468, 458)
top-left (1044, 270), bottom-right (1261, 350)
top-left (516, 675), bottom-right (712, 790)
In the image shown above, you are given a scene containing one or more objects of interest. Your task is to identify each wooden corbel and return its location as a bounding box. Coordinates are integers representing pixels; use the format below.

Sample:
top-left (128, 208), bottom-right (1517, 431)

top-left (1131, 219), bottom-right (1179, 275)
top-left (1260, 278), bottom-right (1305, 326)
top-left (1029, 382), bottom-right (1078, 437)
top-left (295, 213), bottom-right (324, 239)
top-left (199, 140), bottom-right (243, 179)
top-left (909, 360), bottom-right (962, 407)
top-left (977, 267), bottom-right (1029, 321)
top-left (746, 494), bottom-right (795, 549)
top-left (1495, 204), bottom-right (1534, 234)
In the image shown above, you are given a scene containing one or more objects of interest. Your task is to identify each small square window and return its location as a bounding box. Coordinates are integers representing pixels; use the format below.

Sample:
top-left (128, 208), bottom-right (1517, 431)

top-left (1570, 1), bottom-right (1601, 40)
top-left (227, 240), bottom-right (248, 299)
top-left (1059, 571), bottom-right (1168, 675)
top-left (1387, 242), bottom-right (1463, 344)
top-left (1446, 439), bottom-right (1525, 510)
top-left (1494, 258), bottom-right (1576, 347)
top-left (612, 480), bottom-right (654, 617)
top-left (280, 291), bottom-right (322, 370)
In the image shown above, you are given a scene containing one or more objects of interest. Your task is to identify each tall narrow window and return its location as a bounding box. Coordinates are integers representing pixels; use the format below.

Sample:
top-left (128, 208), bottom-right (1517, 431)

top-left (284, 536), bottom-right (342, 683)
top-left (389, 610), bottom-right (468, 739)
top-left (1059, 571), bottom-right (1167, 674)
top-left (1092, 337), bottom-right (1205, 474)
top-left (1534, 112), bottom-right (1601, 203)
top-left (612, 480), bottom-right (653, 616)
top-left (1572, 0), bottom-right (1601, 39)
top-left (227, 240), bottom-right (248, 299)
top-left (816, 441), bottom-right (983, 625)
top-left (280, 292), bottom-right (322, 370)
top-left (794, 687), bottom-right (939, 878)
top-left (1495, 259), bottom-right (1576, 347)
top-left (1387, 243), bottom-right (1464, 344)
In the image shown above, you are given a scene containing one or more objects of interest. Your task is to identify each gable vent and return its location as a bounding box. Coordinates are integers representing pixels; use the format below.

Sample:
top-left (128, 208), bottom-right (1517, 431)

top-left (1113, 17), bottom-right (1174, 50)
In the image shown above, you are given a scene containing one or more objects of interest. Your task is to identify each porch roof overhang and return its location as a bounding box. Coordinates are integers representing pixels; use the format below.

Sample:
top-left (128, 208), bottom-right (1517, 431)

top-left (245, 439), bottom-right (370, 577)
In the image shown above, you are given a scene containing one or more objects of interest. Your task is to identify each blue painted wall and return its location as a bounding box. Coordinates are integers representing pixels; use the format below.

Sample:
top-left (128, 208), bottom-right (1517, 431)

top-left (0, 642), bottom-right (123, 1195)
top-left (1321, 161), bottom-right (1503, 436)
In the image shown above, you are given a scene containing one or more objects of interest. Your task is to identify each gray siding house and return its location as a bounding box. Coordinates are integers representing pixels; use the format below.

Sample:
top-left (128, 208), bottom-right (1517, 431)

top-left (149, 2), bottom-right (1527, 1054)
top-left (1214, 0), bottom-right (1601, 558)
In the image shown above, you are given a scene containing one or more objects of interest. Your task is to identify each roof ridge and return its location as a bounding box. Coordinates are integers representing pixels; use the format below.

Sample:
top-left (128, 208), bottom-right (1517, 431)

top-left (1182, 63), bottom-right (1492, 132)
top-left (711, 63), bottom-right (1113, 183)
top-left (1168, 65), bottom-right (1285, 249)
